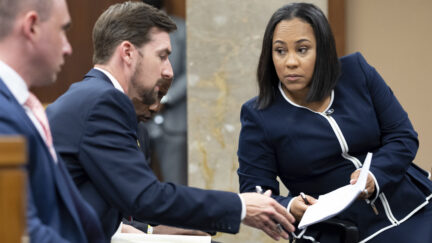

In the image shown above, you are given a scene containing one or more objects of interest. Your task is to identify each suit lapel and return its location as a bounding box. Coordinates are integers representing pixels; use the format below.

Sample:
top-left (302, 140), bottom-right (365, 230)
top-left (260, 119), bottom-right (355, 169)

top-left (0, 79), bottom-right (42, 139)
top-left (0, 79), bottom-right (55, 162)
top-left (0, 78), bottom-right (87, 238)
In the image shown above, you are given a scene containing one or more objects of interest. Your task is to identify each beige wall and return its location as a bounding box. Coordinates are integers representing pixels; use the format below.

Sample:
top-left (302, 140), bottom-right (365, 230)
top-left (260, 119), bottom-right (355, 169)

top-left (346, 0), bottom-right (432, 171)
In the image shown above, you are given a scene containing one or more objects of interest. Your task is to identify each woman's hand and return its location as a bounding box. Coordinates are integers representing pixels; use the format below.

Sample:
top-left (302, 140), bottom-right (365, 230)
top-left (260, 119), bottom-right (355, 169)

top-left (350, 170), bottom-right (376, 199)
top-left (289, 194), bottom-right (317, 221)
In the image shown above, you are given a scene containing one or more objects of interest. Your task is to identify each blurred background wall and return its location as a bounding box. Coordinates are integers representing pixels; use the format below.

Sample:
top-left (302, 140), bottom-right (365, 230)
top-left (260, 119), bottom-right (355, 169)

top-left (346, 0), bottom-right (432, 171)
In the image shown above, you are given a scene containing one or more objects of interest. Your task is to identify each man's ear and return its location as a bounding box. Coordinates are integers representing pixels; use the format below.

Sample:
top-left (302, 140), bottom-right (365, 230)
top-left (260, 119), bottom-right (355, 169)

top-left (119, 41), bottom-right (135, 66)
top-left (21, 11), bottom-right (39, 41)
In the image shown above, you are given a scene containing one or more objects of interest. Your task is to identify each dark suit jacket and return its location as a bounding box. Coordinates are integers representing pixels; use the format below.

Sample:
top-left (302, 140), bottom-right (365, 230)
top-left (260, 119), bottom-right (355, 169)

top-left (47, 69), bottom-right (242, 239)
top-left (0, 79), bottom-right (106, 243)
top-left (238, 53), bottom-right (432, 241)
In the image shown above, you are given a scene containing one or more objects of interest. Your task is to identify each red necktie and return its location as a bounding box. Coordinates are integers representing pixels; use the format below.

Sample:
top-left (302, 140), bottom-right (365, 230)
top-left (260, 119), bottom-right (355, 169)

top-left (25, 92), bottom-right (57, 161)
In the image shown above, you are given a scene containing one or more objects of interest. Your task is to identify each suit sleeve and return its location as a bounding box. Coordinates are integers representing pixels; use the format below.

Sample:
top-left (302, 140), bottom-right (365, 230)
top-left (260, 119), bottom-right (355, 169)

top-left (78, 90), bottom-right (242, 233)
top-left (237, 102), bottom-right (293, 208)
top-left (358, 53), bottom-right (419, 194)
top-left (0, 119), bottom-right (69, 243)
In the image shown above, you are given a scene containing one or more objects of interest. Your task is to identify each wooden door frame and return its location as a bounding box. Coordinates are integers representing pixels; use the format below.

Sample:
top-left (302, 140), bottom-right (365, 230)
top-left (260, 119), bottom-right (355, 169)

top-left (328, 0), bottom-right (346, 57)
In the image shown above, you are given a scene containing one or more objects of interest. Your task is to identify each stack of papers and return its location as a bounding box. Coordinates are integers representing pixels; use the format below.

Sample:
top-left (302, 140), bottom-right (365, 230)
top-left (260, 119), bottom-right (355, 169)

top-left (298, 153), bottom-right (372, 229)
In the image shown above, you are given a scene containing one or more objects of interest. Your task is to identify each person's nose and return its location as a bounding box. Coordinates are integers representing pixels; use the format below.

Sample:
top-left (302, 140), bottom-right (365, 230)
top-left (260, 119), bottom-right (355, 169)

top-left (286, 52), bottom-right (299, 68)
top-left (63, 35), bottom-right (72, 56)
top-left (162, 59), bottom-right (174, 80)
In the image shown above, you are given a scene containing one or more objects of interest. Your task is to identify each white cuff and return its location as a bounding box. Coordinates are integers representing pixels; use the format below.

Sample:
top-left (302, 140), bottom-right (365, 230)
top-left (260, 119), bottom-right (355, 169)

top-left (238, 194), bottom-right (246, 221)
top-left (286, 197), bottom-right (295, 214)
top-left (116, 222), bottom-right (123, 234)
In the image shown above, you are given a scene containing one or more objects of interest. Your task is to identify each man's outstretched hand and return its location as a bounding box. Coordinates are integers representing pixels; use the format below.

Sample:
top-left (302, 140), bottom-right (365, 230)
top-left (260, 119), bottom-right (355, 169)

top-left (240, 190), bottom-right (295, 241)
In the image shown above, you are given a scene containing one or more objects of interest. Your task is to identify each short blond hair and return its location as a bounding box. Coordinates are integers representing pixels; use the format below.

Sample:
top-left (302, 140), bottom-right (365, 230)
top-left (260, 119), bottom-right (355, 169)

top-left (0, 0), bottom-right (53, 40)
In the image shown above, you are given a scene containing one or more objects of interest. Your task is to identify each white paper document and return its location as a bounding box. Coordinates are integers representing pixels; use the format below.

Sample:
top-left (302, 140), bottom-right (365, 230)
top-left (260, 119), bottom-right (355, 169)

top-left (111, 233), bottom-right (211, 243)
top-left (298, 153), bottom-right (372, 229)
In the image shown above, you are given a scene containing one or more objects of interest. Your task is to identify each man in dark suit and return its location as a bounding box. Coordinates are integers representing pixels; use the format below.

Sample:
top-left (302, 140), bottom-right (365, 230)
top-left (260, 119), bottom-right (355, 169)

top-left (0, 0), bottom-right (105, 242)
top-left (47, 2), bottom-right (295, 241)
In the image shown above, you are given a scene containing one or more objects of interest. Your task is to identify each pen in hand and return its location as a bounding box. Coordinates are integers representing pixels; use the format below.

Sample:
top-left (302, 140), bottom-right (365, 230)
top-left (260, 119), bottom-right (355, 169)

top-left (255, 185), bottom-right (264, 194)
top-left (300, 192), bottom-right (310, 205)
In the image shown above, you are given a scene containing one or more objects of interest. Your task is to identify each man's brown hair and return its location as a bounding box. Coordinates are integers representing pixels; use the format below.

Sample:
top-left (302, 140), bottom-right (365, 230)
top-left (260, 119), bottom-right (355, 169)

top-left (92, 1), bottom-right (176, 64)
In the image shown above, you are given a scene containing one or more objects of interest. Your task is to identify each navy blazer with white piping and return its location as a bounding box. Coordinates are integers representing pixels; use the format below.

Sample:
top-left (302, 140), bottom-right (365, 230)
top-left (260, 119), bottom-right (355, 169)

top-left (238, 52), bottom-right (432, 242)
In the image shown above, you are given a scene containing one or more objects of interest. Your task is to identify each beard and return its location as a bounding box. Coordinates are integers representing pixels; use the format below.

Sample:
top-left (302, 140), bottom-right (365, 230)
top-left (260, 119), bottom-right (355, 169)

top-left (140, 88), bottom-right (156, 105)
top-left (130, 64), bottom-right (157, 106)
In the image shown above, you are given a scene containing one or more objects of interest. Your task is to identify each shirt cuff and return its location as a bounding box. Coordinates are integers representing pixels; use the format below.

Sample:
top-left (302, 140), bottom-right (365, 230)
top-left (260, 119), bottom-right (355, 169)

top-left (116, 222), bottom-right (123, 234)
top-left (287, 197), bottom-right (295, 213)
top-left (238, 194), bottom-right (246, 221)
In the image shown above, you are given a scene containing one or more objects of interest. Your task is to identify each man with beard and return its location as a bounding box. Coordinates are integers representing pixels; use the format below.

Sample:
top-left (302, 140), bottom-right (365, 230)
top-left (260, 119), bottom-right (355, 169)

top-left (47, 1), bottom-right (295, 241)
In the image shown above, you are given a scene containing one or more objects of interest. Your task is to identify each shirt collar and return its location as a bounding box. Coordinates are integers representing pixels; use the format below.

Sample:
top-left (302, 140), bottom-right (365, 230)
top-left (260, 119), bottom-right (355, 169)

top-left (0, 59), bottom-right (29, 105)
top-left (278, 81), bottom-right (334, 114)
top-left (93, 67), bottom-right (125, 93)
